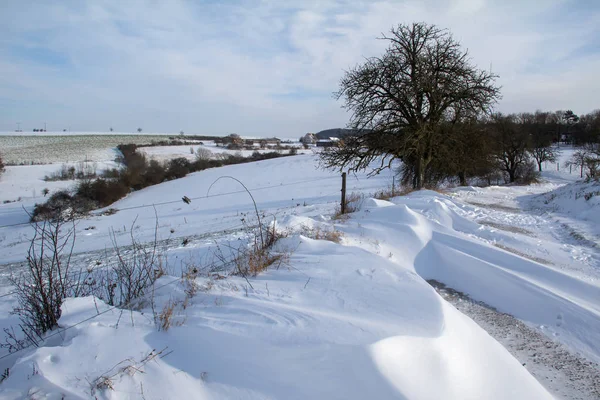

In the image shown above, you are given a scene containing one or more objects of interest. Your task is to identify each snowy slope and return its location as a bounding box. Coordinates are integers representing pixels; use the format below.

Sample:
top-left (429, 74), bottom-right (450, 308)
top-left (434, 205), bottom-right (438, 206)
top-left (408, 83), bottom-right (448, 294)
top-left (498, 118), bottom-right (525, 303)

top-left (532, 180), bottom-right (600, 225)
top-left (1, 151), bottom-right (598, 398)
top-left (0, 155), bottom-right (392, 263)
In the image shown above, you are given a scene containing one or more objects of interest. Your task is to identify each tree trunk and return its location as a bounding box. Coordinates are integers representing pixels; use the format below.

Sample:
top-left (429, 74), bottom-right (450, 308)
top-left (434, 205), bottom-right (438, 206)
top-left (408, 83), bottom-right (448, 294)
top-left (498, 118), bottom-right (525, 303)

top-left (414, 156), bottom-right (425, 190)
top-left (537, 161), bottom-right (542, 172)
top-left (508, 168), bottom-right (516, 183)
top-left (458, 171), bottom-right (467, 186)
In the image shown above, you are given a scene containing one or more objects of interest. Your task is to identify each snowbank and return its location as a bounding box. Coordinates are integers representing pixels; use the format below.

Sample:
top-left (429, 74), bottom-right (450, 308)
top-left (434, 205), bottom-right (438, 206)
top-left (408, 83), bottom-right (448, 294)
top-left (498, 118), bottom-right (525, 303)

top-left (0, 233), bottom-right (552, 399)
top-left (341, 192), bottom-right (600, 364)
top-left (532, 180), bottom-right (600, 225)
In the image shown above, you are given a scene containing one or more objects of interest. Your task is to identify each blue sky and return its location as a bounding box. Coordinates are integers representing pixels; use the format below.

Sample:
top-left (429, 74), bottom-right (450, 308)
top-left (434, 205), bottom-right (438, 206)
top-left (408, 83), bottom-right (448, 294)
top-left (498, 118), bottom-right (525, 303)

top-left (1, 0), bottom-right (599, 136)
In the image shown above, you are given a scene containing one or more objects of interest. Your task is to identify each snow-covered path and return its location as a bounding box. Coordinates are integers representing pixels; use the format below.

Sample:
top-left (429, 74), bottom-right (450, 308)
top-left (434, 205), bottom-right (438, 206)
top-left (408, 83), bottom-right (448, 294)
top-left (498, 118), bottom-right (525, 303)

top-left (338, 188), bottom-right (600, 362)
top-left (451, 178), bottom-right (600, 286)
top-left (431, 280), bottom-right (600, 400)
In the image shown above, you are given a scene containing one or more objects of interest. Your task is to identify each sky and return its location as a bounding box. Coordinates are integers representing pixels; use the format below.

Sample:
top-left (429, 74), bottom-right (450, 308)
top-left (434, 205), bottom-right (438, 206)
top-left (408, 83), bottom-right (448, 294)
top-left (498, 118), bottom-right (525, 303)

top-left (1, 0), bottom-right (599, 137)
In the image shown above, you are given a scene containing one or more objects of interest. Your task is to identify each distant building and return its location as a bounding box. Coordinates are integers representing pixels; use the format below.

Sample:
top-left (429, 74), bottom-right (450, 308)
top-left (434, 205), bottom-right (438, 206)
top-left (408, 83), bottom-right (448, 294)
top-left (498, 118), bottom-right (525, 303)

top-left (316, 137), bottom-right (340, 147)
top-left (218, 134), bottom-right (281, 148)
top-left (300, 133), bottom-right (317, 145)
top-left (221, 134), bottom-right (244, 146)
top-left (258, 138), bottom-right (281, 148)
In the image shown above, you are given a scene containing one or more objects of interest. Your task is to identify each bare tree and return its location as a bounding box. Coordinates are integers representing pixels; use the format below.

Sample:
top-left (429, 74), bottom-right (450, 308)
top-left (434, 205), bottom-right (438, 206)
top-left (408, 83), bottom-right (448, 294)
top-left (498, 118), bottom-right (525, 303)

top-left (439, 119), bottom-right (495, 186)
top-left (320, 22), bottom-right (501, 189)
top-left (562, 110), bottom-right (579, 132)
top-left (489, 113), bottom-right (531, 183)
top-left (567, 149), bottom-right (589, 178)
top-left (578, 110), bottom-right (600, 144)
top-left (523, 111), bottom-right (559, 171)
top-left (565, 143), bottom-right (600, 179)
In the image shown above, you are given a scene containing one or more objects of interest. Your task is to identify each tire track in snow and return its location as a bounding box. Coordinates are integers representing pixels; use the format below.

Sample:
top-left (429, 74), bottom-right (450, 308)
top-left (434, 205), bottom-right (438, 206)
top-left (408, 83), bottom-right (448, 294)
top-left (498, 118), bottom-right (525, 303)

top-left (428, 280), bottom-right (600, 400)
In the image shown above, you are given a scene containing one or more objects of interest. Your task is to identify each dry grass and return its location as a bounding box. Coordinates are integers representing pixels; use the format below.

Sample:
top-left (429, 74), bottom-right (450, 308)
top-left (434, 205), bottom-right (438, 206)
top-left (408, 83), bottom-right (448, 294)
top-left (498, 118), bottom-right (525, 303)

top-left (91, 348), bottom-right (169, 396)
top-left (333, 192), bottom-right (365, 219)
top-left (94, 376), bottom-right (115, 392)
top-left (373, 184), bottom-right (415, 201)
top-left (242, 245), bottom-right (290, 276)
top-left (213, 224), bottom-right (292, 278)
top-left (239, 224), bottom-right (290, 276)
top-left (333, 185), bottom-right (417, 220)
top-left (181, 265), bottom-right (200, 298)
top-left (157, 299), bottom-right (176, 332)
top-left (298, 225), bottom-right (344, 243)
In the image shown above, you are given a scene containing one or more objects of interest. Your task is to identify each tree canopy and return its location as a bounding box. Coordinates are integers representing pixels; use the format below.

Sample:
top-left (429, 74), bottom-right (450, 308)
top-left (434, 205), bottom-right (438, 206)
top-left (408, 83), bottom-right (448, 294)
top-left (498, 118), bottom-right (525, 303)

top-left (321, 22), bottom-right (501, 189)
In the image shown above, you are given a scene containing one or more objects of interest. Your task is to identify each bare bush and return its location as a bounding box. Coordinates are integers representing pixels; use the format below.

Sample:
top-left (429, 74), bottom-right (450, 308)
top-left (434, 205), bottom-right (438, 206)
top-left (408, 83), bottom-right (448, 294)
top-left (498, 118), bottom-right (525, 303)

top-left (75, 160), bottom-right (97, 180)
top-left (44, 164), bottom-right (76, 181)
top-left (515, 160), bottom-right (540, 184)
top-left (43, 162), bottom-right (97, 182)
top-left (195, 147), bottom-right (212, 161)
top-left (93, 220), bottom-right (165, 308)
top-left (7, 220), bottom-right (83, 348)
top-left (4, 214), bottom-right (167, 353)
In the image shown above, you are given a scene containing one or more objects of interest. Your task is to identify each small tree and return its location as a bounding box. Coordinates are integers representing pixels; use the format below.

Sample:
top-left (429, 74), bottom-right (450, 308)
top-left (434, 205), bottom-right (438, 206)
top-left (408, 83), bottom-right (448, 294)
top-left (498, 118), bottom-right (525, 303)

top-left (567, 149), bottom-right (589, 178)
top-left (530, 143), bottom-right (559, 172)
top-left (0, 153), bottom-right (4, 176)
top-left (137, 128), bottom-right (142, 133)
top-left (583, 144), bottom-right (600, 178)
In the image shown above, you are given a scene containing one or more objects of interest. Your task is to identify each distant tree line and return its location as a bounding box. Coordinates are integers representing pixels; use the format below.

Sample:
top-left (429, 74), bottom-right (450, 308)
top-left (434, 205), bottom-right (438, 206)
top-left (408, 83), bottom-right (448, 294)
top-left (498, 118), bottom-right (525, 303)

top-left (320, 22), bottom-right (600, 188)
top-left (433, 110), bottom-right (599, 186)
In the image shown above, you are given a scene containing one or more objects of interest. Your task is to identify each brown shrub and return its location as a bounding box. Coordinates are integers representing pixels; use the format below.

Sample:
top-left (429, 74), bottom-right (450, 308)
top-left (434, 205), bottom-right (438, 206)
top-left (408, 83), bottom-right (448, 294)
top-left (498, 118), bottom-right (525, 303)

top-left (298, 225), bottom-right (343, 243)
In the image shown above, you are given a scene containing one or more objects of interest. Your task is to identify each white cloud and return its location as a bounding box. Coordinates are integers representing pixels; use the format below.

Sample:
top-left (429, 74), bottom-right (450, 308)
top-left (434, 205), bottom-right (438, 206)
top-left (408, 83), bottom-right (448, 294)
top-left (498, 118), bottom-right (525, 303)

top-left (0, 0), bottom-right (598, 136)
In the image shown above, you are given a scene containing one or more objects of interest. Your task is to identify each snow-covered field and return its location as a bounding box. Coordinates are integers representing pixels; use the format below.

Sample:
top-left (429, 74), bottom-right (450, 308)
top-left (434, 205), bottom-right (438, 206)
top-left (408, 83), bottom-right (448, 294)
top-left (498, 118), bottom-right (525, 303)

top-left (0, 145), bottom-right (599, 398)
top-left (0, 134), bottom-right (173, 164)
top-left (0, 131), bottom-right (302, 164)
top-left (138, 141), bottom-right (308, 162)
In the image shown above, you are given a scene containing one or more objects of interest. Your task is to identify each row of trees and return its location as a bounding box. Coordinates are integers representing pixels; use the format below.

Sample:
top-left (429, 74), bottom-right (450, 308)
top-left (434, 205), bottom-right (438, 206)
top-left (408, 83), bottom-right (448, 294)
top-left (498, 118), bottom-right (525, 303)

top-left (320, 22), bottom-right (599, 188)
top-left (436, 110), bottom-right (600, 186)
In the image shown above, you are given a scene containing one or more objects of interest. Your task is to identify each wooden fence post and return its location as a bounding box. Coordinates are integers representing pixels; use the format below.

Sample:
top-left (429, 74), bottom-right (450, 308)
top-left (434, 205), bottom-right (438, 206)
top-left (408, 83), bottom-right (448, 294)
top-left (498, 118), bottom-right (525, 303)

top-left (341, 172), bottom-right (347, 214)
